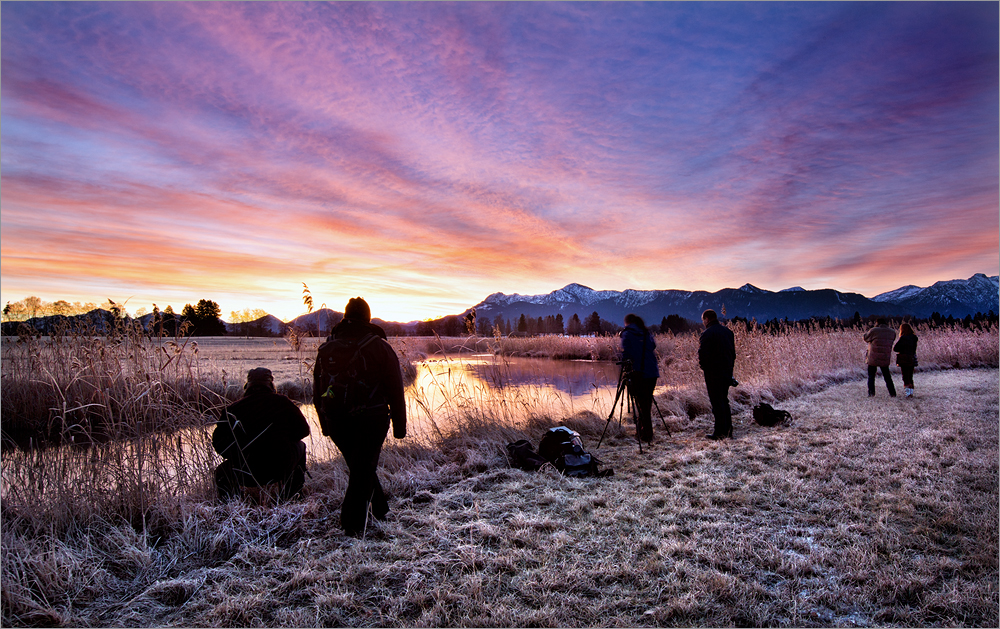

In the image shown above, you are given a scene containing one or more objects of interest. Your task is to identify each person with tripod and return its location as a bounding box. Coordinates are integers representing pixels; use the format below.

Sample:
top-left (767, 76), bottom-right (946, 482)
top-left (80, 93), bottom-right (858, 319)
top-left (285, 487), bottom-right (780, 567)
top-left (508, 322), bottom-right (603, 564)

top-left (620, 313), bottom-right (660, 443)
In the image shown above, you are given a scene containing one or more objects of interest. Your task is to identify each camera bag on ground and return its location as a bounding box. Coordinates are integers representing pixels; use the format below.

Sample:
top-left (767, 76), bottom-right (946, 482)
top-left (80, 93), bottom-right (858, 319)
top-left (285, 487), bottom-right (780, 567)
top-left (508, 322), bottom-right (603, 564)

top-left (314, 333), bottom-right (381, 436)
top-left (506, 439), bottom-right (550, 471)
top-left (536, 426), bottom-right (613, 478)
top-left (753, 403), bottom-right (792, 427)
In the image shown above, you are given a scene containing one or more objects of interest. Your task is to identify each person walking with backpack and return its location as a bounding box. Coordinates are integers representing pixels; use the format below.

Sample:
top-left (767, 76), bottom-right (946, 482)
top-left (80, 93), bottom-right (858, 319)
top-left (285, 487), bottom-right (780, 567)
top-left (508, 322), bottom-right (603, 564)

top-left (213, 368), bottom-right (311, 503)
top-left (893, 322), bottom-right (918, 398)
top-left (699, 309), bottom-right (736, 440)
top-left (313, 297), bottom-right (406, 537)
top-left (620, 313), bottom-right (659, 443)
top-left (863, 318), bottom-right (897, 397)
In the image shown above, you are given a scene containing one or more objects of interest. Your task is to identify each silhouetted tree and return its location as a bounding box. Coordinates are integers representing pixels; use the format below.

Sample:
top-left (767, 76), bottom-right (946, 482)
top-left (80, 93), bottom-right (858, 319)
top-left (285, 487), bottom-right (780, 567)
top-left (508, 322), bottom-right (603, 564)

top-left (477, 317), bottom-right (492, 336)
top-left (599, 319), bottom-right (621, 335)
top-left (567, 313), bottom-right (582, 336)
top-left (663, 314), bottom-right (690, 334)
top-left (517, 314), bottom-right (528, 333)
top-left (442, 315), bottom-right (461, 336)
top-left (182, 299), bottom-right (226, 335)
top-left (585, 311), bottom-right (602, 335)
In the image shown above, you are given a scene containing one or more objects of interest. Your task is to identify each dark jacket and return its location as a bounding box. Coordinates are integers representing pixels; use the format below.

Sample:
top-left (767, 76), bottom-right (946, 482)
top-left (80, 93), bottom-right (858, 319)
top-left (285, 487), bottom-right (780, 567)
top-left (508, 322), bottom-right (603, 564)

top-left (698, 321), bottom-right (736, 379)
top-left (316, 319), bottom-right (407, 439)
top-left (213, 387), bottom-right (310, 485)
top-left (620, 323), bottom-right (660, 379)
top-left (893, 333), bottom-right (918, 366)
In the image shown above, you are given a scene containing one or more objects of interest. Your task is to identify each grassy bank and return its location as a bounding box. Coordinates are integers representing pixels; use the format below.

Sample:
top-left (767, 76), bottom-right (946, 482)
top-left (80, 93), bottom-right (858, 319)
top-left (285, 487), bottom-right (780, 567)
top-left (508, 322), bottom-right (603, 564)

top-left (2, 368), bottom-right (997, 626)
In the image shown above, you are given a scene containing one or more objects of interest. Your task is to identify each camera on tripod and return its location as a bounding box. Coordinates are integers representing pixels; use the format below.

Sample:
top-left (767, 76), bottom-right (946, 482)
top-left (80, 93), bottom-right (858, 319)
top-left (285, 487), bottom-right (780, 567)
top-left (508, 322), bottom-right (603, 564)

top-left (597, 358), bottom-right (669, 451)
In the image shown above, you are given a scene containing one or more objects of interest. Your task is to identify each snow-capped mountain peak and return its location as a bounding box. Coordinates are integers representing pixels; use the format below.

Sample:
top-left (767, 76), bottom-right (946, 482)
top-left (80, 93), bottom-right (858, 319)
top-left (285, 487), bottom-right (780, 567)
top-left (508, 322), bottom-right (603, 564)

top-left (872, 285), bottom-right (923, 303)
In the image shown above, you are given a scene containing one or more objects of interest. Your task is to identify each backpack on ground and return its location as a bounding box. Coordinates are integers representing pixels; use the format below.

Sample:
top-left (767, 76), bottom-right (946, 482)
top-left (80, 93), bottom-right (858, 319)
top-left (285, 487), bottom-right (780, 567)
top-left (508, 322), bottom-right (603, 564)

top-left (314, 333), bottom-right (381, 436)
top-left (506, 439), bottom-right (550, 471)
top-left (536, 426), bottom-right (613, 478)
top-left (753, 403), bottom-right (792, 427)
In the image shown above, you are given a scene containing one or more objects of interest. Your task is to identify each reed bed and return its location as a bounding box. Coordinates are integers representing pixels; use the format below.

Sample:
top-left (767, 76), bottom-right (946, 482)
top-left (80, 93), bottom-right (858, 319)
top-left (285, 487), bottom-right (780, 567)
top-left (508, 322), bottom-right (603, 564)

top-left (1, 322), bottom-right (997, 627)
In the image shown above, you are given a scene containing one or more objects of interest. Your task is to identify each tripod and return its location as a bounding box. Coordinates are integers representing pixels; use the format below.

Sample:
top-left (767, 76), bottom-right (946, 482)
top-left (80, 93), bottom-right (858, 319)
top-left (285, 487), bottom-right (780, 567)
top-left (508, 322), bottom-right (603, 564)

top-left (597, 361), bottom-right (670, 452)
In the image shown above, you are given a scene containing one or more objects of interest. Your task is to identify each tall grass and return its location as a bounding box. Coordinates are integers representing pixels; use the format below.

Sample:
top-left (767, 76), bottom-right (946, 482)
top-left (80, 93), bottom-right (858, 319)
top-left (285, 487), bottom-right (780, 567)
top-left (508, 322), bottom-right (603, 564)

top-left (0, 321), bottom-right (231, 535)
top-left (1, 321), bottom-right (231, 448)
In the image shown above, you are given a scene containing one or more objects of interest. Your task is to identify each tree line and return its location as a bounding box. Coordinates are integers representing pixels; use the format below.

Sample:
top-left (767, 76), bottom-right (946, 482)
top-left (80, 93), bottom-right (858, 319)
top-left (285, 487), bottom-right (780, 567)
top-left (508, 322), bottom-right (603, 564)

top-left (729, 310), bottom-right (999, 335)
top-left (2, 296), bottom-right (228, 337)
top-left (413, 309), bottom-right (698, 338)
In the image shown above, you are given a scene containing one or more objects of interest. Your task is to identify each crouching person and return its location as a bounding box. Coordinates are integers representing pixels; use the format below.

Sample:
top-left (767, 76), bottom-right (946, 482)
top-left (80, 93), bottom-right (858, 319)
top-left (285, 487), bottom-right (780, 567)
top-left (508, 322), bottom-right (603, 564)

top-left (213, 367), bottom-right (311, 503)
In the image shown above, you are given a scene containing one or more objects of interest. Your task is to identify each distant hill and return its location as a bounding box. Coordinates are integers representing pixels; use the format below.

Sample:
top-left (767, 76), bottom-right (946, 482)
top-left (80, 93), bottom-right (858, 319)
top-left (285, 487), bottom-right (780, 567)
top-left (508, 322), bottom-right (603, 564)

top-left (224, 314), bottom-right (287, 337)
top-left (1, 308), bottom-right (123, 336)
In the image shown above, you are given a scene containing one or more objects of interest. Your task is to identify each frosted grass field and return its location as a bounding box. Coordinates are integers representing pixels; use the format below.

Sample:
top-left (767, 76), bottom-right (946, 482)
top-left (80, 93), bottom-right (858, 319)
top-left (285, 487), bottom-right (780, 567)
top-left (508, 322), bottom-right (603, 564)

top-left (1, 322), bottom-right (997, 626)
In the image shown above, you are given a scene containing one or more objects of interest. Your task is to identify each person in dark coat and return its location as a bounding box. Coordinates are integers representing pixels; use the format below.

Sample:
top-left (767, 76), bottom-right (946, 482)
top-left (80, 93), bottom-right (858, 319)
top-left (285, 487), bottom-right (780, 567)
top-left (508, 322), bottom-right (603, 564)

top-left (698, 309), bottom-right (736, 440)
top-left (620, 313), bottom-right (660, 443)
top-left (213, 367), bottom-right (311, 502)
top-left (893, 322), bottom-right (918, 398)
top-left (863, 318), bottom-right (897, 397)
top-left (314, 297), bottom-right (407, 537)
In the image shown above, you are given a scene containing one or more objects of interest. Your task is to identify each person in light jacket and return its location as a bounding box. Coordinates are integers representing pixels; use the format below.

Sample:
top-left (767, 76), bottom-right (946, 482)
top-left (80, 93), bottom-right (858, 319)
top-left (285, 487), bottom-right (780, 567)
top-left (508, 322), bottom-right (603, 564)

top-left (863, 318), bottom-right (897, 397)
top-left (893, 322), bottom-right (918, 398)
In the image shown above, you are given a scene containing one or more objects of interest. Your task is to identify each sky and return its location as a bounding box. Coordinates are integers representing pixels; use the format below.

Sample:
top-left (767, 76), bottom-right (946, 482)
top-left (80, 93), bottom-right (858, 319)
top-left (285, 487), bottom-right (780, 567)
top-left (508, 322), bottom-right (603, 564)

top-left (2, 2), bottom-right (997, 323)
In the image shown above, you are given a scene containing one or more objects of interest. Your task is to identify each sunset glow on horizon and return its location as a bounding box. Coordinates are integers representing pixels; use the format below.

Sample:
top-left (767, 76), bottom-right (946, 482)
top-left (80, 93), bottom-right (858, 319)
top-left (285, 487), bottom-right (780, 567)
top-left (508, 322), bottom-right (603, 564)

top-left (2, 2), bottom-right (997, 323)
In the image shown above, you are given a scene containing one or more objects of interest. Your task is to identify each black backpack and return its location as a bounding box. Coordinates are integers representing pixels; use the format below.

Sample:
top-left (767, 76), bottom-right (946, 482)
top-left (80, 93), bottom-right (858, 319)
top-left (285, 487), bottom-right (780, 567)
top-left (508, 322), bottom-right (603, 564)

top-left (314, 333), bottom-right (382, 435)
top-left (753, 403), bottom-right (792, 427)
top-left (506, 439), bottom-right (550, 471)
top-left (536, 427), bottom-right (613, 478)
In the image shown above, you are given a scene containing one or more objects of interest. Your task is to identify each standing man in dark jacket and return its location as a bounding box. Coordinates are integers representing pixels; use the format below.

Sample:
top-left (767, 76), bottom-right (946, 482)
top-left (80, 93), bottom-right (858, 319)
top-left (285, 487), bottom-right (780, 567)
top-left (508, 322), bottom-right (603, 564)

top-left (698, 309), bottom-right (736, 440)
top-left (863, 318), bottom-right (897, 397)
top-left (620, 313), bottom-right (660, 443)
top-left (314, 297), bottom-right (407, 537)
top-left (213, 367), bottom-right (311, 502)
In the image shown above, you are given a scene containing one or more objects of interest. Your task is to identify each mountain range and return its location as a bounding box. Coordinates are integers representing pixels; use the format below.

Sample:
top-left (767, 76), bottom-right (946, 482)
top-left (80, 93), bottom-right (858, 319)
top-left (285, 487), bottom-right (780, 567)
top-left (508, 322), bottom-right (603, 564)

top-left (3, 274), bottom-right (996, 336)
top-left (467, 274), bottom-right (999, 326)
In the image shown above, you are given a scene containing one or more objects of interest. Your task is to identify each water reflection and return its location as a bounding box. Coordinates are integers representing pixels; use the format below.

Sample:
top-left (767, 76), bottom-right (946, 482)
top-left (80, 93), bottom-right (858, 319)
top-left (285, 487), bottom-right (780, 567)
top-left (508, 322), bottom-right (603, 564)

top-left (458, 355), bottom-right (621, 396)
top-left (405, 354), bottom-right (623, 428)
